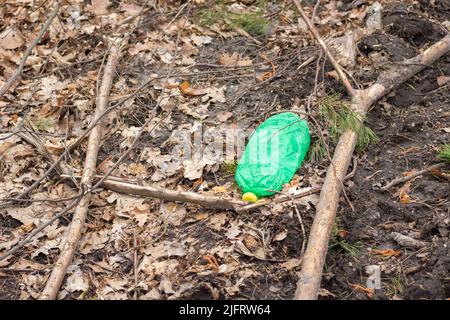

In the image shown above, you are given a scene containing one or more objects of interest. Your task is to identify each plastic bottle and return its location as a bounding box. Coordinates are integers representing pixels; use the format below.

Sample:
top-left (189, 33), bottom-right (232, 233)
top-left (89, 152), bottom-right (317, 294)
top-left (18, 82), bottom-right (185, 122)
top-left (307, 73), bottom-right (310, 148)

top-left (235, 112), bottom-right (310, 202)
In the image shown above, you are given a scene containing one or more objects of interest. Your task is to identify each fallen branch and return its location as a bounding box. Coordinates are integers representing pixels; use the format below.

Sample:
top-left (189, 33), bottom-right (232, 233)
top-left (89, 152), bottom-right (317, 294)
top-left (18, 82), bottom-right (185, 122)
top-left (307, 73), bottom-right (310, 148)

top-left (380, 163), bottom-right (446, 190)
top-left (61, 175), bottom-right (324, 213)
top-left (100, 179), bottom-right (245, 211)
top-left (292, 0), bottom-right (450, 301)
top-left (391, 232), bottom-right (427, 249)
top-left (0, 1), bottom-right (61, 98)
top-left (39, 38), bottom-right (124, 300)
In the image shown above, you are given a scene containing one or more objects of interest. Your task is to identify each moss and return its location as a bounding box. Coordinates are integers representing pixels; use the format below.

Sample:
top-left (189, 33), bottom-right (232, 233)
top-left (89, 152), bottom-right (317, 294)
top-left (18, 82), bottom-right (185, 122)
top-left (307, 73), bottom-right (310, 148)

top-left (32, 117), bottom-right (54, 131)
top-left (199, 2), bottom-right (269, 36)
top-left (220, 160), bottom-right (238, 175)
top-left (438, 144), bottom-right (450, 163)
top-left (228, 11), bottom-right (269, 36)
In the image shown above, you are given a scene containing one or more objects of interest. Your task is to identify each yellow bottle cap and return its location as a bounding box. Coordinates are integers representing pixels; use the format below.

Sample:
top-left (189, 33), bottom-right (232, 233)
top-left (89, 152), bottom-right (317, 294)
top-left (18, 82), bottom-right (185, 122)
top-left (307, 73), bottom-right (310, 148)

top-left (242, 192), bottom-right (258, 203)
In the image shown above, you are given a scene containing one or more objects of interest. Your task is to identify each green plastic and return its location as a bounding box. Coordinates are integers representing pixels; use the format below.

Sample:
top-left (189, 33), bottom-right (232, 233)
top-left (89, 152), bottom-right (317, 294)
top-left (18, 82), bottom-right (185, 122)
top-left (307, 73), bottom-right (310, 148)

top-left (235, 112), bottom-right (310, 198)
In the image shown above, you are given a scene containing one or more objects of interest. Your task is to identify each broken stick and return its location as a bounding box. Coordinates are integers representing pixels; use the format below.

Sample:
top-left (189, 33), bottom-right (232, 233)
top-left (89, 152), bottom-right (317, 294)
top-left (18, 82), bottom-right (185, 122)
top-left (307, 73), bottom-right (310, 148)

top-left (380, 163), bottom-right (446, 190)
top-left (61, 175), bottom-right (322, 213)
top-left (39, 38), bottom-right (124, 300)
top-left (293, 0), bottom-right (450, 301)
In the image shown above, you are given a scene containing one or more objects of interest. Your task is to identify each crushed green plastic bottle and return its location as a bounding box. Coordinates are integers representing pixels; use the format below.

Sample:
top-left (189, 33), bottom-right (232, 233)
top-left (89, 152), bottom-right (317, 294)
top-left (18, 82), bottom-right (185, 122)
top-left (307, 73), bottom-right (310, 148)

top-left (235, 112), bottom-right (310, 202)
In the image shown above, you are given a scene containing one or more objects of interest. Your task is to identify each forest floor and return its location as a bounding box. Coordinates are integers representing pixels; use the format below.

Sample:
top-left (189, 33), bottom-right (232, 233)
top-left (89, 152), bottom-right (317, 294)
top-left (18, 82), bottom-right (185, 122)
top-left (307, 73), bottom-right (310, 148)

top-left (0, 0), bottom-right (449, 300)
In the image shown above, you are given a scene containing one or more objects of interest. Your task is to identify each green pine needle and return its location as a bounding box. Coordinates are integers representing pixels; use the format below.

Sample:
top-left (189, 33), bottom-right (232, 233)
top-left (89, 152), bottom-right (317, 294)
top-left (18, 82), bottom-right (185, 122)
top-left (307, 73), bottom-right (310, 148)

top-left (319, 93), bottom-right (379, 152)
top-left (307, 139), bottom-right (327, 163)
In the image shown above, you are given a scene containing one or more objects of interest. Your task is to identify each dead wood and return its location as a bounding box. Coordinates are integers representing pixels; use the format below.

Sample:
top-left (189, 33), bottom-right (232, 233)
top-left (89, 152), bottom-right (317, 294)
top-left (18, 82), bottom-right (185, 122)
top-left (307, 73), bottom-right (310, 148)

top-left (0, 1), bottom-right (61, 98)
top-left (380, 163), bottom-right (446, 190)
top-left (39, 38), bottom-right (124, 300)
top-left (293, 0), bottom-right (450, 300)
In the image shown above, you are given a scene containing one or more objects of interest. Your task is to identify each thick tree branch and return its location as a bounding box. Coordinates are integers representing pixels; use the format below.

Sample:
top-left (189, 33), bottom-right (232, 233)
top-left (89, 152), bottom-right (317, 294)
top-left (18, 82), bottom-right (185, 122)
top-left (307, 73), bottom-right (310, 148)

top-left (39, 39), bottom-right (124, 300)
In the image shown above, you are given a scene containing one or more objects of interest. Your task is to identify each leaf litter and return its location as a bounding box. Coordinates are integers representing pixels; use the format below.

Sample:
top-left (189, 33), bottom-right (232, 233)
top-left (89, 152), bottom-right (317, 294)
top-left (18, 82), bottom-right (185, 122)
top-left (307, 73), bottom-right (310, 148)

top-left (0, 0), bottom-right (448, 300)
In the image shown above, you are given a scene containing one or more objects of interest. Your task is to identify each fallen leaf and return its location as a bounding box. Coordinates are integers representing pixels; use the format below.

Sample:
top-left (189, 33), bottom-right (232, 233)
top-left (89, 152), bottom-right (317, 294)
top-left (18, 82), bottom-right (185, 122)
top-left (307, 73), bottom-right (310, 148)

top-left (349, 283), bottom-right (374, 299)
top-left (212, 186), bottom-right (228, 194)
top-left (273, 230), bottom-right (288, 241)
top-left (217, 111), bottom-right (233, 122)
top-left (205, 86), bottom-right (226, 103)
top-left (396, 181), bottom-right (413, 204)
top-left (280, 258), bottom-right (302, 270)
top-left (131, 203), bottom-right (150, 227)
top-left (87, 0), bottom-right (111, 15)
top-left (159, 277), bottom-right (175, 294)
top-left (160, 202), bottom-right (187, 226)
top-left (202, 254), bottom-right (219, 273)
top-left (437, 75), bottom-right (450, 86)
top-left (218, 52), bottom-right (252, 66)
top-left (65, 269), bottom-right (89, 292)
top-left (0, 27), bottom-right (24, 50)
top-left (183, 160), bottom-right (205, 180)
top-left (190, 34), bottom-right (213, 46)
top-left (144, 241), bottom-right (186, 260)
top-left (207, 212), bottom-right (228, 231)
top-left (318, 288), bottom-right (337, 298)
top-left (371, 248), bottom-right (402, 257)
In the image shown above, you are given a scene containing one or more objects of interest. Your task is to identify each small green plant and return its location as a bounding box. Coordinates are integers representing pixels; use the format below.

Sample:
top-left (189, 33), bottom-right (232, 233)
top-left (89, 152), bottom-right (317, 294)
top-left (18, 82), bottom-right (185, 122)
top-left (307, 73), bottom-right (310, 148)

top-left (199, 2), bottom-right (269, 36)
top-left (199, 6), bottom-right (225, 26)
top-left (385, 275), bottom-right (404, 298)
top-left (307, 139), bottom-right (326, 163)
top-left (32, 117), bottom-right (54, 131)
top-left (329, 217), bottom-right (361, 259)
top-left (221, 160), bottom-right (238, 175)
top-left (319, 93), bottom-right (379, 152)
top-left (228, 11), bottom-right (268, 35)
top-left (438, 144), bottom-right (450, 163)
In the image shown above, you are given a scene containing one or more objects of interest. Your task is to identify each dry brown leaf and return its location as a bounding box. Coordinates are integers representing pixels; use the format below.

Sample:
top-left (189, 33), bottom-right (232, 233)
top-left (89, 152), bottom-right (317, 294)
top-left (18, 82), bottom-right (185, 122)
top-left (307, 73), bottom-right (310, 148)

top-left (218, 52), bottom-right (252, 66)
top-left (202, 254), bottom-right (220, 273)
top-left (430, 168), bottom-right (450, 181)
top-left (349, 283), bottom-right (374, 298)
top-left (396, 181), bottom-right (413, 204)
top-left (120, 3), bottom-right (142, 16)
top-left (207, 212), bottom-right (228, 231)
top-left (179, 80), bottom-right (208, 96)
top-left (87, 0), bottom-right (111, 15)
top-left (160, 202), bottom-right (187, 226)
top-left (273, 230), bottom-right (288, 241)
top-left (371, 248), bottom-right (402, 257)
top-left (437, 75), bottom-right (450, 86)
top-left (0, 27), bottom-right (24, 49)
top-left (65, 268), bottom-right (90, 293)
top-left (280, 258), bottom-right (302, 270)
top-left (217, 111), bottom-right (233, 122)
top-left (212, 186), bottom-right (228, 194)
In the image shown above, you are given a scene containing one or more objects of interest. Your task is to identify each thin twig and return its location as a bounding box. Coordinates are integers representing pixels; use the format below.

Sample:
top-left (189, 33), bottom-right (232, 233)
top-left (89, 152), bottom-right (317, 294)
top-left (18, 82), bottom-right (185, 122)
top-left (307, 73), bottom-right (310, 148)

top-left (292, 0), bottom-right (355, 97)
top-left (22, 53), bottom-right (104, 80)
top-left (0, 197), bottom-right (82, 262)
top-left (0, 1), bottom-right (61, 98)
top-left (380, 163), bottom-right (446, 191)
top-left (133, 229), bottom-right (139, 300)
